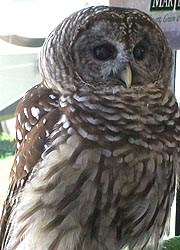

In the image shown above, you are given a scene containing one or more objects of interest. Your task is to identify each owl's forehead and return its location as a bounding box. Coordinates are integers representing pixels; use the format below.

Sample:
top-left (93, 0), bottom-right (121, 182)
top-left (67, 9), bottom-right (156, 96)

top-left (86, 10), bottom-right (155, 35)
top-left (79, 15), bottom-right (154, 46)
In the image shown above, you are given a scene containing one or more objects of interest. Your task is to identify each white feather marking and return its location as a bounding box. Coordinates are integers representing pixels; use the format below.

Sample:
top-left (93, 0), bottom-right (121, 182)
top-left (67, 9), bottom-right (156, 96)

top-left (113, 149), bottom-right (123, 157)
top-left (13, 166), bottom-right (17, 173)
top-left (106, 124), bottom-right (121, 132)
top-left (70, 106), bottom-right (76, 112)
top-left (45, 130), bottom-right (50, 137)
top-left (24, 122), bottom-right (31, 131)
top-left (24, 108), bottom-right (28, 118)
top-left (67, 127), bottom-right (75, 135)
top-left (49, 94), bottom-right (56, 100)
top-left (124, 153), bottom-right (134, 163)
top-left (16, 155), bottom-right (20, 164)
top-left (101, 149), bottom-right (112, 157)
top-left (21, 179), bottom-right (25, 187)
top-left (73, 94), bottom-right (87, 102)
top-left (43, 118), bottom-right (47, 124)
top-left (87, 134), bottom-right (98, 141)
top-left (31, 107), bottom-right (40, 119)
top-left (43, 107), bottom-right (52, 112)
top-left (66, 96), bottom-right (73, 104)
top-left (58, 114), bottom-right (67, 124)
top-left (60, 101), bottom-right (68, 107)
top-left (105, 134), bottom-right (122, 142)
top-left (17, 129), bottom-right (23, 141)
top-left (86, 116), bottom-right (102, 125)
top-left (63, 120), bottom-right (70, 129)
top-left (166, 141), bottom-right (177, 148)
top-left (49, 128), bottom-right (59, 138)
top-left (60, 96), bottom-right (67, 102)
top-left (17, 113), bottom-right (21, 123)
top-left (16, 142), bottom-right (20, 149)
top-left (78, 127), bottom-right (88, 138)
top-left (24, 165), bottom-right (29, 173)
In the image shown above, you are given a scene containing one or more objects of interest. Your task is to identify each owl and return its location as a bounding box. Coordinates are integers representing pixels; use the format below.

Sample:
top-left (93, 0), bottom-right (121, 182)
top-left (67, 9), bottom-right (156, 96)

top-left (0, 5), bottom-right (180, 250)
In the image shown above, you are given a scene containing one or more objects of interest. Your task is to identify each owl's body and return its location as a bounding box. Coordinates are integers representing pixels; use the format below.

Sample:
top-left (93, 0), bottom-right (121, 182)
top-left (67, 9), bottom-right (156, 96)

top-left (0, 6), bottom-right (180, 250)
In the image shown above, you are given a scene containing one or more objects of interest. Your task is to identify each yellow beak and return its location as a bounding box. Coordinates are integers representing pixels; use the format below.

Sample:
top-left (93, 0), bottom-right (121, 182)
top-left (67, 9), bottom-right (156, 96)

top-left (120, 64), bottom-right (132, 88)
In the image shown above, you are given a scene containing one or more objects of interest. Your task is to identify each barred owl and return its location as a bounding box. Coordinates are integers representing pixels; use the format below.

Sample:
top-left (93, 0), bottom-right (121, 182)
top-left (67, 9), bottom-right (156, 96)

top-left (0, 5), bottom-right (180, 250)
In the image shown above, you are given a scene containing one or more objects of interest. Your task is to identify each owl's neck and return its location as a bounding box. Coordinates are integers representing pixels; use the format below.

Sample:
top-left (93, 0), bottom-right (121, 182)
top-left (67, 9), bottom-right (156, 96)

top-left (58, 85), bottom-right (178, 146)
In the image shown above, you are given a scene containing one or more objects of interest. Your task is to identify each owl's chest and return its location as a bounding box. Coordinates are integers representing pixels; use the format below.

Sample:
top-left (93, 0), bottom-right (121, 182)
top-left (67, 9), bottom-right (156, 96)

top-left (10, 133), bottom-right (177, 250)
top-left (77, 137), bottom-right (177, 202)
top-left (73, 140), bottom-right (176, 248)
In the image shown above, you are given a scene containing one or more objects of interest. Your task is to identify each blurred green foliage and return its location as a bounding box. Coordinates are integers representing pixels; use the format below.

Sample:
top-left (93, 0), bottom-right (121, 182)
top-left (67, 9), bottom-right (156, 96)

top-left (162, 236), bottom-right (180, 250)
top-left (0, 133), bottom-right (15, 158)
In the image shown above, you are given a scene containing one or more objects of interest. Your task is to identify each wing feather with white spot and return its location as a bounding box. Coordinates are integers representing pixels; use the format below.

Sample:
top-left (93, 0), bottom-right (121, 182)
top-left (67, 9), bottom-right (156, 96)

top-left (0, 82), bottom-right (61, 247)
top-left (15, 83), bottom-right (59, 149)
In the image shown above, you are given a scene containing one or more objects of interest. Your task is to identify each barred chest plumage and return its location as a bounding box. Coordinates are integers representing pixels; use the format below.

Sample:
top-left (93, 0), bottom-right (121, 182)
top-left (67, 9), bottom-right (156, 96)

top-left (6, 84), bottom-right (179, 250)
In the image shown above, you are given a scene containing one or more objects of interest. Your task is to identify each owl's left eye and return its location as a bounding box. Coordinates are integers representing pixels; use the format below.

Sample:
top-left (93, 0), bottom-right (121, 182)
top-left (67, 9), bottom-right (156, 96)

top-left (93, 44), bottom-right (116, 61)
top-left (133, 45), bottom-right (145, 61)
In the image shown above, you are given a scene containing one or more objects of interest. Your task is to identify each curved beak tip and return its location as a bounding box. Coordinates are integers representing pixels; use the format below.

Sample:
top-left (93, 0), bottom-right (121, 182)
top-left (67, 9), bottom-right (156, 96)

top-left (120, 64), bottom-right (132, 88)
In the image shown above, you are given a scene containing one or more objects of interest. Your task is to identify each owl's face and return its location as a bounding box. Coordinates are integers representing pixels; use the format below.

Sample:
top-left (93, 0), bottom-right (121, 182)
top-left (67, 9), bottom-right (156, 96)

top-left (71, 9), bottom-right (172, 89)
top-left (40, 6), bottom-right (172, 93)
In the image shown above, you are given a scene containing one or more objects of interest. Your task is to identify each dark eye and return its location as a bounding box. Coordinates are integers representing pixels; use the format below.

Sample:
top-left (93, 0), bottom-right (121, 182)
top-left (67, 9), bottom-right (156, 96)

top-left (93, 44), bottom-right (116, 61)
top-left (133, 45), bottom-right (145, 61)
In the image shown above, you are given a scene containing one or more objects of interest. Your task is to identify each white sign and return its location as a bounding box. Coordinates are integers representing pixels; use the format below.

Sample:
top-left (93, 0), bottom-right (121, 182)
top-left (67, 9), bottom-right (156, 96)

top-left (110, 0), bottom-right (180, 50)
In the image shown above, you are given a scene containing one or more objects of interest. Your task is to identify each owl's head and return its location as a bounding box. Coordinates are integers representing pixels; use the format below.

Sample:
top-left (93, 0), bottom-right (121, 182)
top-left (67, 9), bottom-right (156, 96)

top-left (40, 6), bottom-right (172, 94)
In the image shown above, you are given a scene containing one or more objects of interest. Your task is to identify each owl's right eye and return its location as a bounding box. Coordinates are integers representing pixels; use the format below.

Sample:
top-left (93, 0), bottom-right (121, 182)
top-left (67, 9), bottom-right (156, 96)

top-left (133, 44), bottom-right (145, 61)
top-left (93, 44), bottom-right (116, 61)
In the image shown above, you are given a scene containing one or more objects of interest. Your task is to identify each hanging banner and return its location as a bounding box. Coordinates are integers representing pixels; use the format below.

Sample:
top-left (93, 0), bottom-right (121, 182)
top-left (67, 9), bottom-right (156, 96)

top-left (110, 0), bottom-right (180, 50)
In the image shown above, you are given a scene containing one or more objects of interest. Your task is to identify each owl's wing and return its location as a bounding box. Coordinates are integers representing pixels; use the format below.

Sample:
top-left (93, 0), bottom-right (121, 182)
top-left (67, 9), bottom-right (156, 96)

top-left (0, 82), bottom-right (61, 248)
